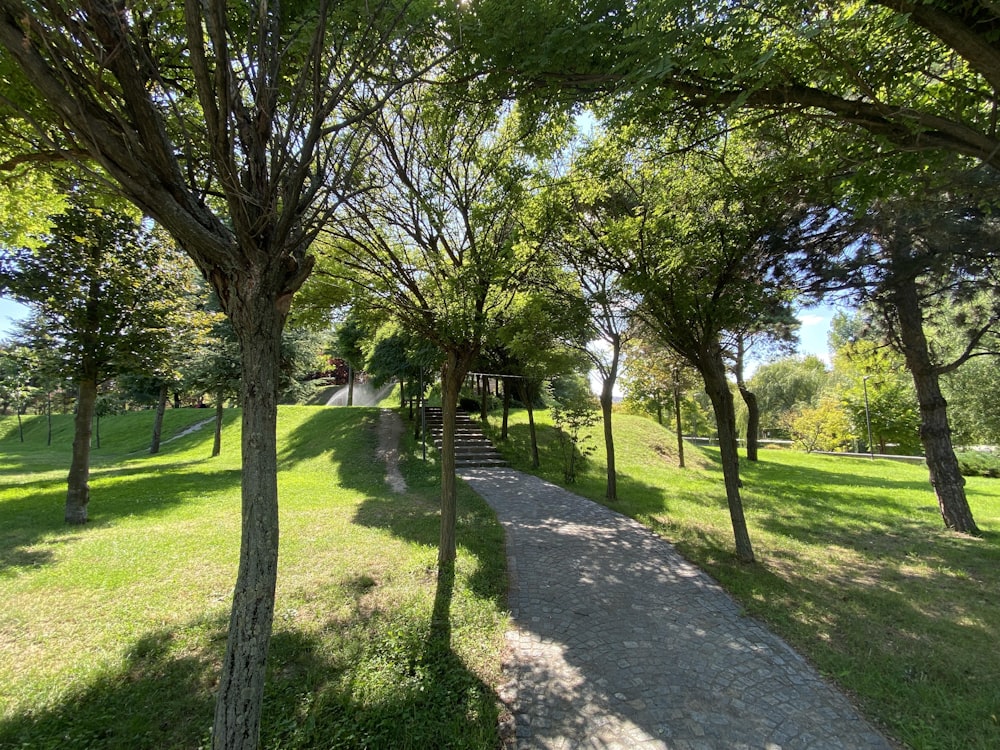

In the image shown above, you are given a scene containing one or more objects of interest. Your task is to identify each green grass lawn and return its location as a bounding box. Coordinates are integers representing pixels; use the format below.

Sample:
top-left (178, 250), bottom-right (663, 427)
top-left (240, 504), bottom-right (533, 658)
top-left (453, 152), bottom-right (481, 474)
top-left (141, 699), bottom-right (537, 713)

top-left (0, 406), bottom-right (507, 749)
top-left (484, 407), bottom-right (1000, 750)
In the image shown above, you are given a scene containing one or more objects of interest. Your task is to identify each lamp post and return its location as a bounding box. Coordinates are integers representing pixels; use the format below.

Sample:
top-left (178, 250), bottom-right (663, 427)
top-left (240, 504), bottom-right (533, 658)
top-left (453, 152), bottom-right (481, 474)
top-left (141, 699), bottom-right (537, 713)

top-left (862, 375), bottom-right (874, 459)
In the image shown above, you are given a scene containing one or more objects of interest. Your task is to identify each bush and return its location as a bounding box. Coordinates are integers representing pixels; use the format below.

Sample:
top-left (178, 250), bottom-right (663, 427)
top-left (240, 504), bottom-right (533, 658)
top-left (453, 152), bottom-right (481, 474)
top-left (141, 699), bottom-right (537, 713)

top-left (955, 451), bottom-right (1000, 478)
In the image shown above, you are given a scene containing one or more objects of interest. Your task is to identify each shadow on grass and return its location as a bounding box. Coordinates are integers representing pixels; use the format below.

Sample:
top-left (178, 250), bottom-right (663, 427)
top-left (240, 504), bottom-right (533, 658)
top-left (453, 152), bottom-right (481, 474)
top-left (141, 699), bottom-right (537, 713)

top-left (0, 601), bottom-right (501, 750)
top-left (0, 623), bottom-right (219, 750)
top-left (0, 464), bottom-right (241, 575)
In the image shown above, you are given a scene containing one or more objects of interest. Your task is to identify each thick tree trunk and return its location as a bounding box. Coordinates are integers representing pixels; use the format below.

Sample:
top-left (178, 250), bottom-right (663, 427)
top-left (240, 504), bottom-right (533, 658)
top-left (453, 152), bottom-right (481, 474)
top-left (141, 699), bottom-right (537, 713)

top-left (890, 267), bottom-right (979, 534)
top-left (212, 389), bottom-right (224, 458)
top-left (738, 386), bottom-right (760, 462)
top-left (150, 381), bottom-right (168, 454)
top-left (211, 292), bottom-right (284, 750)
top-left (66, 375), bottom-right (98, 524)
top-left (673, 379), bottom-right (685, 469)
top-left (439, 350), bottom-right (473, 570)
top-left (702, 349), bottom-right (755, 563)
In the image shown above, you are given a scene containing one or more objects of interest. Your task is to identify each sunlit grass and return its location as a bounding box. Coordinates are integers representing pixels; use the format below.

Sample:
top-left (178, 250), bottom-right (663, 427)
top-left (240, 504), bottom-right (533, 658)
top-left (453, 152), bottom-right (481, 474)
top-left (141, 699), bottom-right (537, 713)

top-left (485, 407), bottom-right (1000, 750)
top-left (0, 406), bottom-right (506, 749)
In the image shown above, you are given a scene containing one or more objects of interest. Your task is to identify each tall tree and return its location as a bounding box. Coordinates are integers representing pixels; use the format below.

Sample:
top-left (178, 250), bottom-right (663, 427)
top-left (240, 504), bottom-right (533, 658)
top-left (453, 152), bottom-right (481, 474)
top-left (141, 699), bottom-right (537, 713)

top-left (0, 4), bottom-right (448, 745)
top-left (536, 145), bottom-right (638, 501)
top-left (324, 81), bottom-right (537, 582)
top-left (619, 129), bottom-right (803, 564)
top-left (791, 174), bottom-right (999, 533)
top-left (1, 190), bottom-right (192, 522)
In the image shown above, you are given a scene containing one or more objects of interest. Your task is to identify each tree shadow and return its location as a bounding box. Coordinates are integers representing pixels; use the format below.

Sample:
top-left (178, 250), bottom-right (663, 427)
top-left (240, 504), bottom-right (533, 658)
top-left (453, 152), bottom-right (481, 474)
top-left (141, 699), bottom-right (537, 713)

top-left (0, 623), bottom-right (220, 749)
top-left (0, 464), bottom-right (241, 575)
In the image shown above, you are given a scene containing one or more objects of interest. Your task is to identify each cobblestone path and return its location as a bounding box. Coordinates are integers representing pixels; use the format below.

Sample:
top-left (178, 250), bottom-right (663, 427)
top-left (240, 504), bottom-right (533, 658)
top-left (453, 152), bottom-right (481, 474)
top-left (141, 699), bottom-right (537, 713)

top-left (460, 467), bottom-right (895, 750)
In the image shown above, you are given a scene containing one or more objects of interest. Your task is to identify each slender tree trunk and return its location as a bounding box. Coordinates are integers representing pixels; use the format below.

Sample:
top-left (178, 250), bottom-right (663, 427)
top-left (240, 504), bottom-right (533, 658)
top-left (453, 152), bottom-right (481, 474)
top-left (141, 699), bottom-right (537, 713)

top-left (150, 381), bottom-right (169, 454)
top-left (517, 379), bottom-right (540, 468)
top-left (501, 377), bottom-right (512, 440)
top-left (46, 393), bottom-right (52, 446)
top-left (400, 378), bottom-right (407, 410)
top-left (211, 291), bottom-right (284, 750)
top-left (600, 340), bottom-right (621, 501)
top-left (480, 376), bottom-right (489, 424)
top-left (66, 374), bottom-right (97, 524)
top-left (17, 409), bottom-right (23, 442)
top-left (95, 414), bottom-right (101, 449)
top-left (673, 378), bottom-right (685, 469)
top-left (439, 349), bottom-right (474, 571)
top-left (890, 265), bottom-right (979, 534)
top-left (702, 349), bottom-right (755, 563)
top-left (213, 389), bottom-right (224, 458)
top-left (346, 365), bottom-right (354, 406)
top-left (656, 401), bottom-right (662, 425)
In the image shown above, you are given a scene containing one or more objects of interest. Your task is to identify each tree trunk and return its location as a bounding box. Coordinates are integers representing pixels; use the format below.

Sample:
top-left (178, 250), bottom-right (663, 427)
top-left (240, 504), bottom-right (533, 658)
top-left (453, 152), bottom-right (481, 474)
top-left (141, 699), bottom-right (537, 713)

top-left (501, 377), bottom-right (512, 440)
top-left (400, 378), bottom-right (407, 410)
top-left (346, 365), bottom-right (354, 406)
top-left (673, 378), bottom-right (685, 469)
top-left (600, 340), bottom-right (621, 501)
top-left (150, 381), bottom-right (169, 454)
top-left (66, 374), bottom-right (97, 524)
top-left (17, 410), bottom-right (23, 442)
top-left (480, 376), bottom-right (489, 424)
top-left (517, 379), bottom-right (540, 468)
top-left (734, 336), bottom-right (759, 461)
top-left (656, 401), bottom-right (662, 425)
top-left (213, 389), bottom-right (224, 458)
top-left (738, 386), bottom-right (760, 462)
top-left (702, 349), bottom-right (755, 563)
top-left (211, 291), bottom-right (284, 750)
top-left (439, 350), bottom-right (474, 571)
top-left (890, 264), bottom-right (979, 534)
top-left (46, 393), bottom-right (52, 446)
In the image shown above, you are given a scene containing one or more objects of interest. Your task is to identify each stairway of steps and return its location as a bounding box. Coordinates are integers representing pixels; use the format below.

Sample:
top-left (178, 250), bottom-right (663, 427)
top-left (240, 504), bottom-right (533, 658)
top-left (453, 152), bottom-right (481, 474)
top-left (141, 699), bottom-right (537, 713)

top-left (422, 406), bottom-right (506, 469)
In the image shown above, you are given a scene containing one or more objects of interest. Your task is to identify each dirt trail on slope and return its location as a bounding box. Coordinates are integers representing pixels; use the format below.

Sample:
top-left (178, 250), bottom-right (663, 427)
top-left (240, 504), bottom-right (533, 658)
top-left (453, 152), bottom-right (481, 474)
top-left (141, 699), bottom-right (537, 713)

top-left (376, 409), bottom-right (407, 494)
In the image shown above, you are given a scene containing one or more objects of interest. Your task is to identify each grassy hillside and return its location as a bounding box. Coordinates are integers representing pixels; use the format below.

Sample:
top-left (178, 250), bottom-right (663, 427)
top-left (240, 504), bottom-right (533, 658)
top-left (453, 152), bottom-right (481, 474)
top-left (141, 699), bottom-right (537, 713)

top-left (0, 406), bottom-right (507, 749)
top-left (485, 407), bottom-right (1000, 750)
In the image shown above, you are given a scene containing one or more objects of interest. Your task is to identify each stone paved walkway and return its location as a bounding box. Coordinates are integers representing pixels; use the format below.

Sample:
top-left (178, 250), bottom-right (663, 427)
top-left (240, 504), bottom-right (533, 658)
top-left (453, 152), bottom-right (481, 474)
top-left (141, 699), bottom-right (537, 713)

top-left (459, 467), bottom-right (895, 750)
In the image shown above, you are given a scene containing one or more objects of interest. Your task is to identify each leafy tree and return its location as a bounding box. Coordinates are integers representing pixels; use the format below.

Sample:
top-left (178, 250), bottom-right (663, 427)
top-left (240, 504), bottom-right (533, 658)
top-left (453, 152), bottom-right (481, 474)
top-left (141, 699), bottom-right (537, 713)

top-left (536, 137), bottom-right (640, 501)
top-left (615, 128), bottom-right (803, 564)
top-left (0, 342), bottom-right (35, 439)
top-left (748, 355), bottom-right (830, 438)
top-left (325, 81), bottom-right (537, 584)
top-left (551, 374), bottom-right (599, 483)
top-left (785, 397), bottom-right (856, 453)
top-left (942, 354), bottom-right (1000, 446)
top-left (1, 191), bottom-right (193, 523)
top-left (0, 4), bottom-right (450, 744)
top-left (791, 173), bottom-right (999, 533)
top-left (333, 311), bottom-right (370, 407)
top-left (833, 335), bottom-right (921, 455)
top-left (621, 335), bottom-right (699, 467)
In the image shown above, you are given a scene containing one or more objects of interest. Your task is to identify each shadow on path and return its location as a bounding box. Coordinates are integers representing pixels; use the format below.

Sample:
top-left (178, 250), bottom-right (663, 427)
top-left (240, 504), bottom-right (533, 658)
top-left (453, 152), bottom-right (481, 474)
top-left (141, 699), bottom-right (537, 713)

top-left (462, 467), bottom-right (896, 750)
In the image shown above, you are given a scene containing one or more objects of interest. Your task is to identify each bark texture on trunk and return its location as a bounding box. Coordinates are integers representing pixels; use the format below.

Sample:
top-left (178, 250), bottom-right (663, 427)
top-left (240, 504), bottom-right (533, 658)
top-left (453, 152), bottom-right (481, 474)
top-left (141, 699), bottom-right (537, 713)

top-left (213, 389), bottom-right (224, 458)
top-left (738, 386), bottom-right (760, 462)
top-left (150, 381), bottom-right (169, 454)
top-left (65, 375), bottom-right (97, 524)
top-left (346, 366), bottom-right (354, 406)
top-left (211, 291), bottom-right (284, 750)
top-left (703, 350), bottom-right (755, 563)
top-left (890, 266), bottom-right (979, 534)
